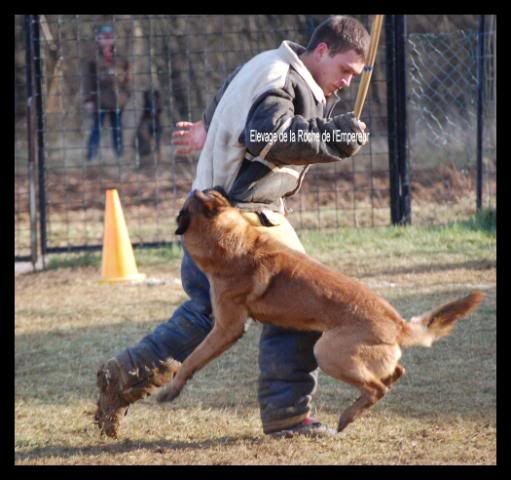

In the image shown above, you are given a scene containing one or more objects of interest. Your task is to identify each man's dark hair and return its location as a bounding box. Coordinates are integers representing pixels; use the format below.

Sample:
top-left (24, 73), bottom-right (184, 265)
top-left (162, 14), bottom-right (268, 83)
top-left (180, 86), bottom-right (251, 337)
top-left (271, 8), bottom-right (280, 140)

top-left (306, 16), bottom-right (370, 61)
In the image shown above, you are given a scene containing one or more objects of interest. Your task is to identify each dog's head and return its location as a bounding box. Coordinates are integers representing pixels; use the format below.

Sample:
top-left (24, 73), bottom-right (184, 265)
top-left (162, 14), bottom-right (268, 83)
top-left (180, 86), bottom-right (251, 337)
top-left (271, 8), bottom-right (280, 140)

top-left (175, 187), bottom-right (232, 235)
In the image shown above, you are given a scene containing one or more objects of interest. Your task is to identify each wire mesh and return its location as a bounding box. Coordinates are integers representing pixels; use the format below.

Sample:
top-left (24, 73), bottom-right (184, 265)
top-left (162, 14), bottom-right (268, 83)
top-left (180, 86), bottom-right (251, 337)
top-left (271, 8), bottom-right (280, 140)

top-left (14, 15), bottom-right (496, 259)
top-left (15, 15), bottom-right (32, 260)
top-left (407, 18), bottom-right (496, 223)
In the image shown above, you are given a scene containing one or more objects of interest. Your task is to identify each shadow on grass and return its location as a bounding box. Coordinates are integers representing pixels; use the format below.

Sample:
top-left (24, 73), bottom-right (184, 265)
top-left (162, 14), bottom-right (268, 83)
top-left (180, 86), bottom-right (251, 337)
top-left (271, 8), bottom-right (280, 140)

top-left (357, 257), bottom-right (496, 279)
top-left (15, 433), bottom-right (265, 463)
top-left (15, 287), bottom-right (495, 415)
top-left (15, 285), bottom-right (495, 464)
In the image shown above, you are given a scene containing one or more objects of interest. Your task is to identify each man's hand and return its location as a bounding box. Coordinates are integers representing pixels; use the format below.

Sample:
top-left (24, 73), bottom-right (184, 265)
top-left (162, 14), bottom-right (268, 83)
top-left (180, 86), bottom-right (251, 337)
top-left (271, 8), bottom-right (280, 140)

top-left (171, 120), bottom-right (207, 154)
top-left (356, 119), bottom-right (367, 145)
top-left (331, 112), bottom-right (369, 157)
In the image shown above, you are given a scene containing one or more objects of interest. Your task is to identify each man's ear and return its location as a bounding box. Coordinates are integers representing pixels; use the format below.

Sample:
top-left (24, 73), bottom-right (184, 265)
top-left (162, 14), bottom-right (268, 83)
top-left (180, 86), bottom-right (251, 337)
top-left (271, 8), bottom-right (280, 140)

top-left (315, 42), bottom-right (329, 58)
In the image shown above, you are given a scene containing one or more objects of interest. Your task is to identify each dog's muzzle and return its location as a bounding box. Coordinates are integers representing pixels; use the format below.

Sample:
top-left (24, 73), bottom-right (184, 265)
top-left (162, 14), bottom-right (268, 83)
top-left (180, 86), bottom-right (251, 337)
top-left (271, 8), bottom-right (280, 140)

top-left (175, 209), bottom-right (191, 235)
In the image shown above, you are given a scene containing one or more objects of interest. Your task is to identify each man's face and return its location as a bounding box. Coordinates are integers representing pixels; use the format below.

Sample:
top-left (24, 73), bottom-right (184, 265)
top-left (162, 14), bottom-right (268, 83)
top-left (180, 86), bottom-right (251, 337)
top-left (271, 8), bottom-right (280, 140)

top-left (312, 44), bottom-right (365, 97)
top-left (97, 33), bottom-right (114, 49)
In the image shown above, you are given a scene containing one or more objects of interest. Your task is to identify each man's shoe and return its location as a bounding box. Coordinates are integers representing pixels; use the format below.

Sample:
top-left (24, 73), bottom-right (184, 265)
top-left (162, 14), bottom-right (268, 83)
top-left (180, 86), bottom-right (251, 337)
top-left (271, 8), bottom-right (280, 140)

top-left (267, 417), bottom-right (338, 438)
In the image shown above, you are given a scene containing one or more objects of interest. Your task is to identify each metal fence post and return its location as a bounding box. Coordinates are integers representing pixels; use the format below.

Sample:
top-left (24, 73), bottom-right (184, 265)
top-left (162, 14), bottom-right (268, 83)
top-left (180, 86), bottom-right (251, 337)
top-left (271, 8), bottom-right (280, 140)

top-left (32, 15), bottom-right (47, 267)
top-left (24, 15), bottom-right (38, 269)
top-left (476, 15), bottom-right (485, 211)
top-left (395, 15), bottom-right (411, 225)
top-left (386, 15), bottom-right (410, 225)
top-left (385, 15), bottom-right (401, 225)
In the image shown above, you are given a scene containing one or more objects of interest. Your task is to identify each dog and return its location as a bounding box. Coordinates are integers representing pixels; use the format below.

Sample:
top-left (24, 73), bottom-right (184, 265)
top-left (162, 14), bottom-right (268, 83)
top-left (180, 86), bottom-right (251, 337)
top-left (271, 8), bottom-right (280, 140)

top-left (134, 89), bottom-right (162, 164)
top-left (157, 187), bottom-right (484, 433)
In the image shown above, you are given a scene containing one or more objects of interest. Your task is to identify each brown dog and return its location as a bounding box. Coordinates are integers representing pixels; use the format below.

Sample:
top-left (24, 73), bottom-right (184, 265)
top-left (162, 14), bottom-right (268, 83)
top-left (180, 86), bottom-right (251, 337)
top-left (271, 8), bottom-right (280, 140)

top-left (157, 188), bottom-right (484, 433)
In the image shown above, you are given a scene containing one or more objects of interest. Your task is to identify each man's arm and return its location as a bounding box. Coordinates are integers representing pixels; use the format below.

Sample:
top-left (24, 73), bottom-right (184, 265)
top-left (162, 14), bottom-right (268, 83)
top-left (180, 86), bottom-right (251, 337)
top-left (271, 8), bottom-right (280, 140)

top-left (243, 85), bottom-right (367, 165)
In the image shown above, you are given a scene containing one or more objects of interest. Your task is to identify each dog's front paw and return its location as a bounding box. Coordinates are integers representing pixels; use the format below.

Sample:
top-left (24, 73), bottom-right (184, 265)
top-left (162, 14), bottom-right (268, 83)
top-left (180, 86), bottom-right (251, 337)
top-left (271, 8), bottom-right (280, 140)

top-left (156, 382), bottom-right (181, 403)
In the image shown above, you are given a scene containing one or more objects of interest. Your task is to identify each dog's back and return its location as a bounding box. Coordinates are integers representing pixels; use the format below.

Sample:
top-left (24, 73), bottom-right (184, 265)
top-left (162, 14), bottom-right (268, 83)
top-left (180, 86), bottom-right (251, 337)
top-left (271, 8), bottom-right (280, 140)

top-left (240, 227), bottom-right (406, 342)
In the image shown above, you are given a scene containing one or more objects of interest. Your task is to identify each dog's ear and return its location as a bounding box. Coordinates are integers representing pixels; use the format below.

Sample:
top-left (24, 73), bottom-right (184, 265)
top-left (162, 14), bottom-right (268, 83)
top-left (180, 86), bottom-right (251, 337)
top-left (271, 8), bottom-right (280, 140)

top-left (205, 186), bottom-right (232, 206)
top-left (195, 188), bottom-right (231, 217)
top-left (210, 185), bottom-right (229, 199)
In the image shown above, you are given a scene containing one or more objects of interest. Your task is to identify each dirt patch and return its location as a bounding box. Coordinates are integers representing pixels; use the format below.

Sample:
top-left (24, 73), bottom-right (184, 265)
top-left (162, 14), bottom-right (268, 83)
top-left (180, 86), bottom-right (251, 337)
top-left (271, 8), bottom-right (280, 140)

top-left (16, 163), bottom-right (494, 214)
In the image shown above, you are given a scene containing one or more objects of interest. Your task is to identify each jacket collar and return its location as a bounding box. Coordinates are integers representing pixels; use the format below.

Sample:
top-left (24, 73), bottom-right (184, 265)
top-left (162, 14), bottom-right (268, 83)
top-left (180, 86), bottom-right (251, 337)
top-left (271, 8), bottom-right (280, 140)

top-left (278, 41), bottom-right (326, 105)
top-left (325, 91), bottom-right (341, 117)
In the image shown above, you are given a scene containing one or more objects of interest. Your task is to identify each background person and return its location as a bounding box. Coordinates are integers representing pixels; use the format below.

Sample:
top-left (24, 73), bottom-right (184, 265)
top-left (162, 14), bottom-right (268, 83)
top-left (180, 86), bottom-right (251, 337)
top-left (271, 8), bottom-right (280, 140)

top-left (83, 24), bottom-right (131, 161)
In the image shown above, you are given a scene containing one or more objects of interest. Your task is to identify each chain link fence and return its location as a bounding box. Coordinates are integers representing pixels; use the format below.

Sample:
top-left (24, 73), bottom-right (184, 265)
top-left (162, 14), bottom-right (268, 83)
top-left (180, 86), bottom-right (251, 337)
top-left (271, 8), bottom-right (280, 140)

top-left (406, 17), bottom-right (496, 223)
top-left (15, 15), bottom-right (496, 262)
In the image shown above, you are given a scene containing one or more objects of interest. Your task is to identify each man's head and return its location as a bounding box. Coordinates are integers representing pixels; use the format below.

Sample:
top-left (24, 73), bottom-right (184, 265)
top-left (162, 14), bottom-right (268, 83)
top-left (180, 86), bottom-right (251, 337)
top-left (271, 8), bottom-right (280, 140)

top-left (96, 24), bottom-right (115, 49)
top-left (302, 16), bottom-right (370, 97)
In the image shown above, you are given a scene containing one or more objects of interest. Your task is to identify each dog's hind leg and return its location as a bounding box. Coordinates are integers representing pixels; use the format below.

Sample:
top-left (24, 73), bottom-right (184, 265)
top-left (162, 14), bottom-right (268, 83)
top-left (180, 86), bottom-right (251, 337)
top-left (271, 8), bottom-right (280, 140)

top-left (381, 363), bottom-right (405, 388)
top-left (336, 362), bottom-right (404, 432)
top-left (314, 329), bottom-right (389, 432)
top-left (335, 360), bottom-right (405, 431)
top-left (156, 307), bottom-right (248, 403)
top-left (336, 378), bottom-right (387, 432)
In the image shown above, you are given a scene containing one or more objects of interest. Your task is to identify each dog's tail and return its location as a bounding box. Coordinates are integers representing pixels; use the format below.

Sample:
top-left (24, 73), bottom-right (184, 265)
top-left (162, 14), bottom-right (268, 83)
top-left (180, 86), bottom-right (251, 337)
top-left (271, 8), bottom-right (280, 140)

top-left (399, 291), bottom-right (485, 348)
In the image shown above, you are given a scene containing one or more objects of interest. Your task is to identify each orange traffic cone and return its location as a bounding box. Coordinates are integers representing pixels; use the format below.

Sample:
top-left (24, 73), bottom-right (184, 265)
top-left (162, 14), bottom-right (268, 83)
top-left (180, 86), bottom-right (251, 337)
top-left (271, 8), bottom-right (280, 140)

top-left (99, 189), bottom-right (146, 283)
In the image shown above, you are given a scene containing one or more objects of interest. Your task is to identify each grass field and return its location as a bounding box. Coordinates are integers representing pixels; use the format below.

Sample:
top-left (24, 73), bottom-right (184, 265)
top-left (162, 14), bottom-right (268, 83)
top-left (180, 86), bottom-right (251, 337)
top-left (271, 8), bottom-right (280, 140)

top-left (14, 210), bottom-right (496, 465)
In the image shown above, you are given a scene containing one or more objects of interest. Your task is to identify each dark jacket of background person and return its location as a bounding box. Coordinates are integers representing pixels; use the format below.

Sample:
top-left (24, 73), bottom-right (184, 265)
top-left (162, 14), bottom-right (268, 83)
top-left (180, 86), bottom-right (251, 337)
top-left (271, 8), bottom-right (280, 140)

top-left (83, 49), bottom-right (131, 111)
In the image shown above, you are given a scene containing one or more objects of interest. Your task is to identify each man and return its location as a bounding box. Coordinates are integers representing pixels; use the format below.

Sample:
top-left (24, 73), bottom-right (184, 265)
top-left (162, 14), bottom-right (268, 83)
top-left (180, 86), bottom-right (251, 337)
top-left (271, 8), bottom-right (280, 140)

top-left (95, 15), bottom-right (370, 438)
top-left (83, 24), bottom-right (131, 161)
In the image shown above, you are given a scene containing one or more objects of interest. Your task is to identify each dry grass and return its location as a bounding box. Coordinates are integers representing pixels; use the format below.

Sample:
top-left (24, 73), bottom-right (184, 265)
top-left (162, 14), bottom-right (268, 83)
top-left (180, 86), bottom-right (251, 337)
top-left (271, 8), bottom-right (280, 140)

top-left (15, 217), bottom-right (496, 465)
